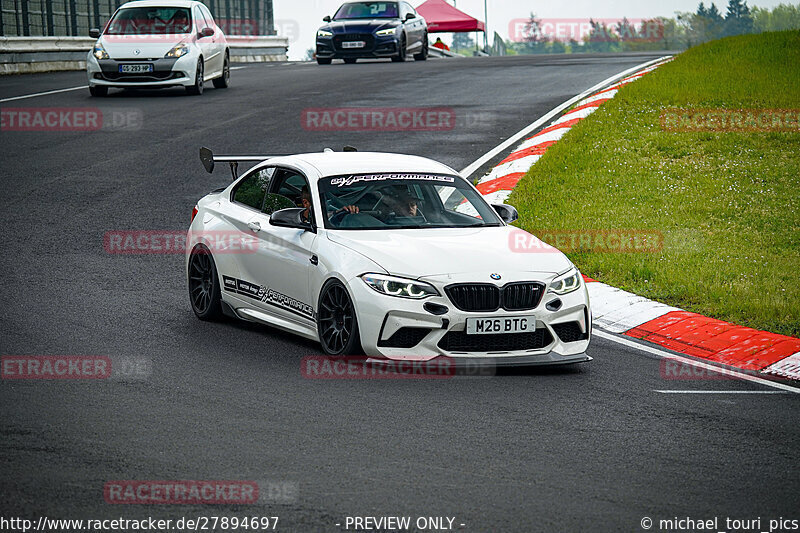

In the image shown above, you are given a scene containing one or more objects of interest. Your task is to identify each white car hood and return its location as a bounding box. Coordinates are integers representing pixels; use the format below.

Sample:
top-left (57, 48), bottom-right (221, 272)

top-left (100, 37), bottom-right (184, 59)
top-left (327, 226), bottom-right (572, 279)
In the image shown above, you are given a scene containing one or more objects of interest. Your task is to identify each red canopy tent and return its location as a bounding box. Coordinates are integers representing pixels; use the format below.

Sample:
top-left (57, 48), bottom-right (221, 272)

top-left (416, 0), bottom-right (485, 33)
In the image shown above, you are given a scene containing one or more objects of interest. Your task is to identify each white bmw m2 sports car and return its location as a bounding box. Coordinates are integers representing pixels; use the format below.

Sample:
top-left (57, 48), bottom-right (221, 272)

top-left (187, 148), bottom-right (591, 366)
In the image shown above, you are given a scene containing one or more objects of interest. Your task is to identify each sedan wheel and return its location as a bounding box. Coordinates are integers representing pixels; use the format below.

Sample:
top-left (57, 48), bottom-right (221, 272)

top-left (391, 36), bottom-right (406, 62)
top-left (413, 34), bottom-right (429, 61)
top-left (188, 246), bottom-right (223, 320)
top-left (317, 280), bottom-right (361, 355)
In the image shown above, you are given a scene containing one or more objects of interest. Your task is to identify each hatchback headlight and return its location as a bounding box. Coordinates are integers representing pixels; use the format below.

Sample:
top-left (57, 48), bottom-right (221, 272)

top-left (375, 27), bottom-right (397, 36)
top-left (317, 29), bottom-right (333, 37)
top-left (361, 273), bottom-right (439, 299)
top-left (165, 43), bottom-right (189, 58)
top-left (549, 268), bottom-right (582, 295)
top-left (93, 41), bottom-right (109, 60)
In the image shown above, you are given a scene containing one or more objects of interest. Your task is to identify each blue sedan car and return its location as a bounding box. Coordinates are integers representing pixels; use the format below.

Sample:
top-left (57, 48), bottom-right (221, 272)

top-left (316, 1), bottom-right (428, 64)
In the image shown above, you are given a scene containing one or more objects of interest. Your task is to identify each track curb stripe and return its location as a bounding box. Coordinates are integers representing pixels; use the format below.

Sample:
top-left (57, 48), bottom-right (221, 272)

top-left (471, 55), bottom-right (799, 381)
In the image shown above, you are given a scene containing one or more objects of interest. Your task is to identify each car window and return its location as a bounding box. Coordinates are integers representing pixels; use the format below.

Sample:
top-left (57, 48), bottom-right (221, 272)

top-left (200, 5), bottom-right (215, 27)
top-left (333, 2), bottom-right (399, 20)
top-left (105, 6), bottom-right (192, 34)
top-left (232, 167), bottom-right (275, 211)
top-left (273, 170), bottom-right (310, 206)
top-left (194, 7), bottom-right (208, 31)
top-left (402, 2), bottom-right (414, 17)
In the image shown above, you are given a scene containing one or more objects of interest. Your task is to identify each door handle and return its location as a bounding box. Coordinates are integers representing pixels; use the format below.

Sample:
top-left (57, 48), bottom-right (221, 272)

top-left (248, 221), bottom-right (261, 232)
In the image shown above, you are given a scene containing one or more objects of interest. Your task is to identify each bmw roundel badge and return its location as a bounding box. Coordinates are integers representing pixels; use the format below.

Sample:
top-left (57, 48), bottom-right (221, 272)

top-left (490, 273), bottom-right (501, 280)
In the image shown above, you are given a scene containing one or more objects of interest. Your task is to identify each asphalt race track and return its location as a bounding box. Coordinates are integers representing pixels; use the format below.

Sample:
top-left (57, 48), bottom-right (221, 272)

top-left (1, 54), bottom-right (798, 532)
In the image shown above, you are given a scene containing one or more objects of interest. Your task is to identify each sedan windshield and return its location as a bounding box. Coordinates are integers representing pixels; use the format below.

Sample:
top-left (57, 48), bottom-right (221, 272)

top-left (333, 2), bottom-right (399, 19)
top-left (318, 173), bottom-right (503, 230)
top-left (105, 7), bottom-right (192, 35)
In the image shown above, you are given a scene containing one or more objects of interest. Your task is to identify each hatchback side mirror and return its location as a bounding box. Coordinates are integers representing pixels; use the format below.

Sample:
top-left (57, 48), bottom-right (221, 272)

top-left (323, 15), bottom-right (331, 22)
top-left (492, 204), bottom-right (519, 223)
top-left (89, 28), bottom-right (101, 38)
top-left (199, 27), bottom-right (214, 38)
top-left (404, 13), bottom-right (416, 21)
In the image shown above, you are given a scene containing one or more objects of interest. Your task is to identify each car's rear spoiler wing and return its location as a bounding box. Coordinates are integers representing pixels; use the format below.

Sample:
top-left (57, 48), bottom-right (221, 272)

top-left (199, 146), bottom-right (284, 180)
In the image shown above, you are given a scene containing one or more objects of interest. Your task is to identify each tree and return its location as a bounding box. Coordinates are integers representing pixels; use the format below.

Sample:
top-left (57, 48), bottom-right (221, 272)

top-left (452, 32), bottom-right (475, 52)
top-left (584, 19), bottom-right (620, 52)
top-left (724, 0), bottom-right (754, 35)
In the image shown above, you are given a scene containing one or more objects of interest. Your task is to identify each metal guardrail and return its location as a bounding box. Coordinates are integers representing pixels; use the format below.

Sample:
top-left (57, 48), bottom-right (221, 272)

top-left (0, 0), bottom-right (274, 38)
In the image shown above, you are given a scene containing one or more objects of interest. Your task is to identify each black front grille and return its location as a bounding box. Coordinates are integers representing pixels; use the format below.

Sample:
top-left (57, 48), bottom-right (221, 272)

top-left (502, 282), bottom-right (545, 311)
top-left (99, 71), bottom-right (181, 82)
top-left (445, 282), bottom-right (545, 312)
top-left (552, 322), bottom-right (589, 343)
top-left (445, 284), bottom-right (500, 312)
top-left (378, 327), bottom-right (430, 348)
top-left (333, 33), bottom-right (375, 51)
top-left (438, 328), bottom-right (554, 353)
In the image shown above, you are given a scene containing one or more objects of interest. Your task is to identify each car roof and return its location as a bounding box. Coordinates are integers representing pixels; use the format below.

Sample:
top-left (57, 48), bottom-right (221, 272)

top-left (118, 0), bottom-right (201, 9)
top-left (268, 152), bottom-right (459, 180)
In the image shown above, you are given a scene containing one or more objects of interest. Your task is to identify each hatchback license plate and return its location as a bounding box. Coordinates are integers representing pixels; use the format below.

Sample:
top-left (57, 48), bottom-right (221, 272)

top-left (342, 41), bottom-right (365, 48)
top-left (119, 64), bottom-right (153, 73)
top-left (466, 316), bottom-right (535, 335)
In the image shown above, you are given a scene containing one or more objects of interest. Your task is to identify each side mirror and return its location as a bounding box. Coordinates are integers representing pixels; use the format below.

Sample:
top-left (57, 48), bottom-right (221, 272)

top-left (89, 28), bottom-right (101, 38)
top-left (199, 27), bottom-right (214, 38)
top-left (492, 204), bottom-right (518, 224)
top-left (270, 208), bottom-right (314, 232)
top-left (404, 13), bottom-right (416, 21)
top-left (323, 15), bottom-right (331, 22)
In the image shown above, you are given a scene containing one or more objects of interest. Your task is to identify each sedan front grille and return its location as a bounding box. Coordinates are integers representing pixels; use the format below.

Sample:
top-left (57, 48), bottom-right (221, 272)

top-left (332, 33), bottom-right (375, 51)
top-left (445, 282), bottom-right (545, 312)
top-left (445, 284), bottom-right (500, 312)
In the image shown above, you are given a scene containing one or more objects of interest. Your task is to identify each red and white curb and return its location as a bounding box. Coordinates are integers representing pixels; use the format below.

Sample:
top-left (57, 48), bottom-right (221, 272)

top-left (471, 57), bottom-right (800, 382)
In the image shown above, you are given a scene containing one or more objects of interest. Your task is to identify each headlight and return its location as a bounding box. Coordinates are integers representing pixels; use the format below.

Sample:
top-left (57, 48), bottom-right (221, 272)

top-left (361, 273), bottom-right (439, 299)
top-left (93, 42), bottom-right (109, 60)
top-left (549, 268), bottom-right (582, 295)
top-left (165, 43), bottom-right (189, 58)
top-left (375, 27), bottom-right (397, 36)
top-left (317, 29), bottom-right (333, 37)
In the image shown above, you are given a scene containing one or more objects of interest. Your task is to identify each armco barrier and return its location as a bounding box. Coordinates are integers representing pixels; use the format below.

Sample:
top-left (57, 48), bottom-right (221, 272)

top-left (0, 35), bottom-right (288, 74)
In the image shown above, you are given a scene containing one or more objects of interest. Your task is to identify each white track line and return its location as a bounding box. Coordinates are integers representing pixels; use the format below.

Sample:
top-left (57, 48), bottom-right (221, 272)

top-left (460, 55), bottom-right (671, 178)
top-left (0, 85), bottom-right (86, 103)
top-left (595, 330), bottom-right (799, 394)
top-left (654, 390), bottom-right (789, 394)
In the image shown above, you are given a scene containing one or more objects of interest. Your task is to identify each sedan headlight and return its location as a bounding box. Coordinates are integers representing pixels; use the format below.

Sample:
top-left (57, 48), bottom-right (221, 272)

top-left (317, 29), bottom-right (333, 37)
top-left (165, 43), bottom-right (189, 58)
top-left (549, 268), bottom-right (582, 295)
top-left (93, 41), bottom-right (109, 60)
top-left (361, 273), bottom-right (439, 299)
top-left (375, 27), bottom-right (397, 36)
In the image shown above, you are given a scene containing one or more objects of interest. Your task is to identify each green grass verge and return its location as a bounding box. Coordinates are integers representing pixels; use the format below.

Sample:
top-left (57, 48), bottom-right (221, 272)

top-left (509, 30), bottom-right (800, 337)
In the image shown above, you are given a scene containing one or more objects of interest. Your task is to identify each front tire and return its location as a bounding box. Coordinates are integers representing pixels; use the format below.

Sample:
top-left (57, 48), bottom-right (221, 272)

top-left (391, 35), bottom-right (406, 62)
top-left (212, 53), bottom-right (230, 88)
top-left (89, 85), bottom-right (108, 97)
top-left (317, 280), bottom-right (362, 355)
top-left (413, 34), bottom-right (428, 61)
top-left (186, 58), bottom-right (204, 95)
top-left (188, 245), bottom-right (223, 321)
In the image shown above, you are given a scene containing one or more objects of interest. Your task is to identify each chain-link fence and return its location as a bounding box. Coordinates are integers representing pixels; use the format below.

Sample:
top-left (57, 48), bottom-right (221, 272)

top-left (0, 0), bottom-right (274, 36)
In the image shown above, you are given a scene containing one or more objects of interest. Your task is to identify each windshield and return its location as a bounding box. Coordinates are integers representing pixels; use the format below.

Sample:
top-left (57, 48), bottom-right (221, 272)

top-left (333, 2), bottom-right (399, 20)
top-left (105, 7), bottom-right (192, 35)
top-left (318, 173), bottom-right (503, 230)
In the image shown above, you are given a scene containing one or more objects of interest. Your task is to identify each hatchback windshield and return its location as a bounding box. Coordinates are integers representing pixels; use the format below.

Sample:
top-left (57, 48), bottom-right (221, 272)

top-left (105, 7), bottom-right (192, 35)
top-left (333, 2), bottom-right (399, 19)
top-left (318, 173), bottom-right (503, 230)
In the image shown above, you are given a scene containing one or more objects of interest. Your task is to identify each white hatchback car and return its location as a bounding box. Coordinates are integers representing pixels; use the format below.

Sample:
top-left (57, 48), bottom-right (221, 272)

top-left (187, 148), bottom-right (592, 367)
top-left (87, 0), bottom-right (229, 96)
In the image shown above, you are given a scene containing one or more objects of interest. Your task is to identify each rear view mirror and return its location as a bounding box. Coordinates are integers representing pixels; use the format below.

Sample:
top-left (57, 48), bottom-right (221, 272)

top-left (492, 204), bottom-right (519, 223)
top-left (89, 28), bottom-right (101, 38)
top-left (323, 15), bottom-right (331, 22)
top-left (199, 27), bottom-right (214, 38)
